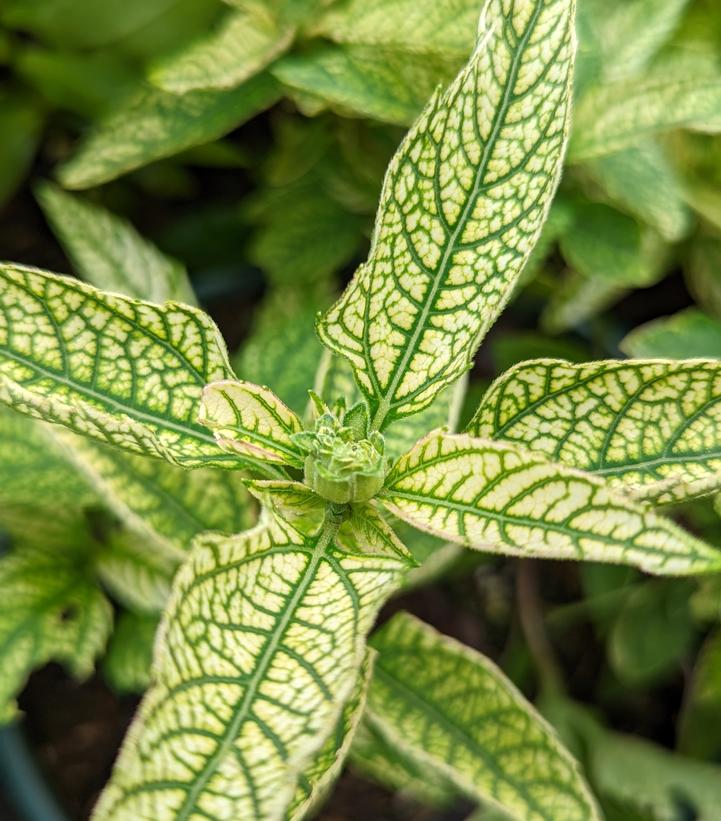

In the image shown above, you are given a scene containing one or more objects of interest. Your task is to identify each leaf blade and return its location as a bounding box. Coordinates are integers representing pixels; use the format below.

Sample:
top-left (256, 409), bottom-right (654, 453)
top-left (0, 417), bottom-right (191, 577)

top-left (469, 359), bottom-right (721, 503)
top-left (382, 432), bottom-right (721, 575)
top-left (317, 0), bottom-right (576, 429)
top-left (367, 612), bottom-right (600, 820)
top-left (94, 514), bottom-right (410, 820)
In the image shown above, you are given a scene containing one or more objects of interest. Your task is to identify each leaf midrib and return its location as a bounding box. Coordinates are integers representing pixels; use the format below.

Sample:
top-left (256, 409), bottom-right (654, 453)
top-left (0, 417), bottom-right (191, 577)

top-left (175, 517), bottom-right (342, 820)
top-left (370, 2), bottom-right (544, 431)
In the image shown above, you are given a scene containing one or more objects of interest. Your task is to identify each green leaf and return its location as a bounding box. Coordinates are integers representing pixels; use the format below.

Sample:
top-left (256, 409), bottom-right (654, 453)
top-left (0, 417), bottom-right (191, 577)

top-left (287, 651), bottom-right (374, 821)
top-left (336, 503), bottom-right (415, 563)
top-left (317, 0), bottom-right (576, 430)
top-left (580, 142), bottom-right (692, 242)
top-left (570, 62), bottom-right (721, 161)
top-left (0, 92), bottom-right (43, 208)
top-left (540, 272), bottom-right (626, 335)
top-left (469, 359), bottom-right (721, 504)
top-left (0, 406), bottom-right (97, 537)
top-left (558, 203), bottom-right (666, 287)
top-left (0, 544), bottom-right (112, 722)
top-left (57, 73), bottom-right (281, 189)
top-left (104, 611), bottom-right (159, 694)
top-left (350, 717), bottom-right (458, 808)
top-left (678, 629), bottom-right (721, 760)
top-left (55, 430), bottom-right (253, 558)
top-left (313, 0), bottom-right (478, 57)
top-left (366, 612), bottom-right (600, 820)
top-left (621, 309), bottom-right (721, 360)
top-left (382, 431), bottom-right (721, 575)
top-left (584, 0), bottom-right (691, 82)
top-left (549, 698), bottom-right (721, 821)
top-left (36, 182), bottom-right (196, 306)
top-left (95, 511), bottom-right (410, 820)
top-left (273, 44), bottom-right (459, 126)
top-left (199, 379), bottom-right (305, 467)
top-left (0, 264), bottom-right (252, 470)
top-left (234, 289), bottom-right (324, 416)
top-left (687, 235), bottom-right (721, 319)
top-left (608, 581), bottom-right (695, 686)
top-left (151, 7), bottom-right (294, 93)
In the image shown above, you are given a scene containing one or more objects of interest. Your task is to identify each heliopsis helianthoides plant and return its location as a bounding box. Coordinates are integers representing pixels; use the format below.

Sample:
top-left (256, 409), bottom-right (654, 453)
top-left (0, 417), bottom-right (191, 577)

top-left (3, 1), bottom-right (721, 819)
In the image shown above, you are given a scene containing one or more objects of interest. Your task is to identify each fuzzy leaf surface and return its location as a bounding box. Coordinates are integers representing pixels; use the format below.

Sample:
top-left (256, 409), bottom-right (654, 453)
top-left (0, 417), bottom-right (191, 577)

top-left (152, 8), bottom-right (294, 93)
top-left (0, 545), bottom-right (112, 722)
top-left (0, 264), bottom-right (248, 469)
top-left (199, 379), bottom-right (305, 467)
top-left (287, 652), bottom-right (374, 821)
top-left (317, 0), bottom-right (575, 429)
top-left (383, 432), bottom-right (721, 575)
top-left (366, 613), bottom-right (600, 820)
top-left (469, 359), bottom-right (721, 503)
top-left (58, 74), bottom-right (281, 189)
top-left (36, 182), bottom-right (196, 306)
top-left (95, 514), bottom-right (411, 820)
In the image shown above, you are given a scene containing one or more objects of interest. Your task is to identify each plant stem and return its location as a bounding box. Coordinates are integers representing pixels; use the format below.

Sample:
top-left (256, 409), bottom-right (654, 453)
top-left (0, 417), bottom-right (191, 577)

top-left (516, 560), bottom-right (564, 696)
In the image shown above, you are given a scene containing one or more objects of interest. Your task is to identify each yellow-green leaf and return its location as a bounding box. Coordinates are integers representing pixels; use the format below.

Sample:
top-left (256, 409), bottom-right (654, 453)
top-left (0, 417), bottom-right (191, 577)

top-left (350, 717), bottom-right (459, 808)
top-left (570, 61), bottom-right (721, 162)
top-left (0, 544), bottom-right (112, 723)
top-left (95, 529), bottom-right (177, 614)
top-left (620, 309), bottom-right (721, 360)
top-left (313, 0), bottom-right (478, 57)
top-left (287, 651), bottom-right (374, 821)
top-left (366, 612), bottom-right (600, 820)
top-left (94, 512), bottom-right (411, 820)
top-left (273, 44), bottom-right (459, 126)
top-left (469, 359), bottom-right (721, 504)
top-left (36, 181), bottom-right (196, 306)
top-left (318, 0), bottom-right (576, 430)
top-left (57, 74), bottom-right (281, 189)
top-left (199, 379), bottom-right (305, 467)
top-left (382, 432), bottom-right (721, 575)
top-left (0, 264), bottom-right (249, 469)
top-left (151, 7), bottom-right (294, 93)
top-left (55, 430), bottom-right (253, 558)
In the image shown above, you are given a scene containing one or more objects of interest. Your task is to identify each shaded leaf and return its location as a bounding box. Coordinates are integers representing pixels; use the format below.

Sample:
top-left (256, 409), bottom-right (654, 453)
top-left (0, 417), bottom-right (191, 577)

top-left (104, 611), bottom-right (159, 694)
top-left (621, 309), bottom-right (721, 359)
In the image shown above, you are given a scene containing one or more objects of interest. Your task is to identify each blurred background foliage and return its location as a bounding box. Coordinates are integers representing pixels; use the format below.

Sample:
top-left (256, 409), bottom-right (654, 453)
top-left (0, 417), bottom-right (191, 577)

top-left (3, 0), bottom-right (721, 819)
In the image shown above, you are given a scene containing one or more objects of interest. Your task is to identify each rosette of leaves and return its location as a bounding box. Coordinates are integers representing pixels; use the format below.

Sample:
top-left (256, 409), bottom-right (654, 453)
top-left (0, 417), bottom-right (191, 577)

top-left (4, 2), bottom-right (721, 819)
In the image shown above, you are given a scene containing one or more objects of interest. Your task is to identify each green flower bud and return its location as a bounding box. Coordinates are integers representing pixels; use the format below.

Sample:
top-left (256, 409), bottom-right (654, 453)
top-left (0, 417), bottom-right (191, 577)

top-left (292, 410), bottom-right (385, 504)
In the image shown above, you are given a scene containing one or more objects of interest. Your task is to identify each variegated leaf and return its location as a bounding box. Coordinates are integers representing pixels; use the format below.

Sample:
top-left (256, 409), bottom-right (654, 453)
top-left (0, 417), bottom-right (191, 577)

top-left (95, 529), bottom-right (178, 614)
top-left (199, 379), bottom-right (305, 467)
top-left (469, 359), bottom-right (721, 504)
top-left (151, 7), bottom-right (294, 93)
top-left (51, 429), bottom-right (253, 559)
top-left (570, 60), bottom-right (721, 162)
top-left (366, 613), bottom-right (600, 820)
top-left (94, 512), bottom-right (411, 820)
top-left (313, 0), bottom-right (479, 57)
top-left (58, 74), bottom-right (281, 189)
top-left (0, 544), bottom-right (112, 722)
top-left (382, 432), bottom-right (721, 575)
top-left (350, 717), bottom-right (459, 808)
top-left (287, 651), bottom-right (374, 821)
top-left (0, 264), bottom-right (264, 470)
top-left (336, 503), bottom-right (415, 563)
top-left (36, 182), bottom-right (196, 306)
top-left (317, 0), bottom-right (576, 430)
